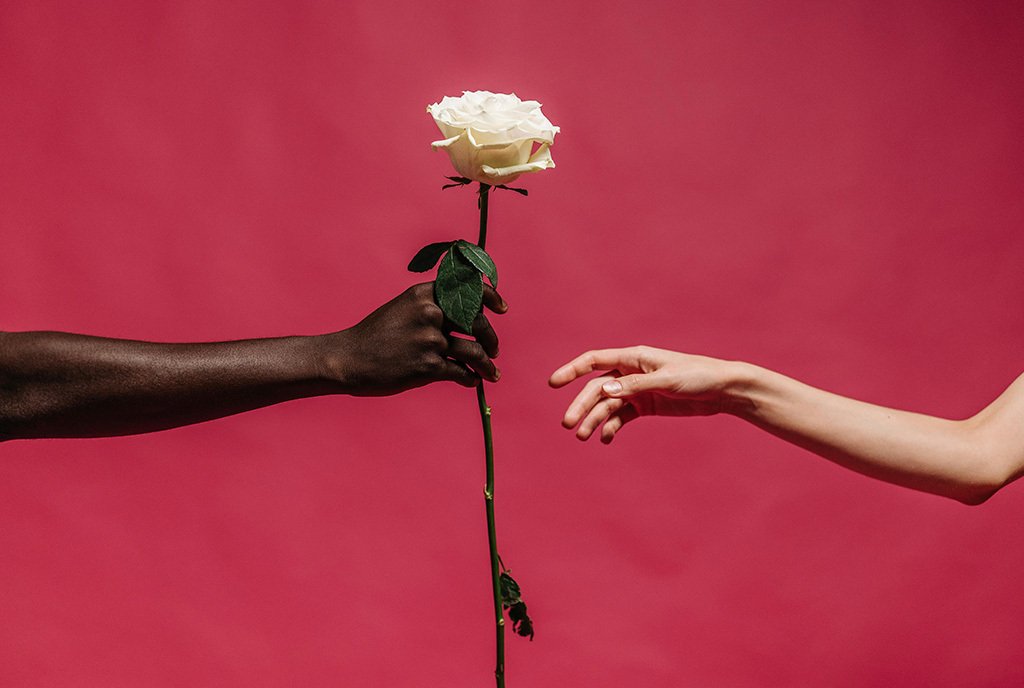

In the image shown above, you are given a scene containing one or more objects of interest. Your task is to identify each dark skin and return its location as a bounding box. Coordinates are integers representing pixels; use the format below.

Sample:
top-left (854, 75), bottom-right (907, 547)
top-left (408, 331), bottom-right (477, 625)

top-left (0, 283), bottom-right (507, 440)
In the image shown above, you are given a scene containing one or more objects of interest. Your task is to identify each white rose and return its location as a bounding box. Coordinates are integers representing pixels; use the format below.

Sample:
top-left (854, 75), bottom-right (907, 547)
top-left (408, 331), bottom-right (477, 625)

top-left (427, 90), bottom-right (560, 185)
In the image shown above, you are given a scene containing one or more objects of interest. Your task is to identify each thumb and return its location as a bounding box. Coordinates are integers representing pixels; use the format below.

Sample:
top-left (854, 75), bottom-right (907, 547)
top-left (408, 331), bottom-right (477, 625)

top-left (602, 372), bottom-right (662, 398)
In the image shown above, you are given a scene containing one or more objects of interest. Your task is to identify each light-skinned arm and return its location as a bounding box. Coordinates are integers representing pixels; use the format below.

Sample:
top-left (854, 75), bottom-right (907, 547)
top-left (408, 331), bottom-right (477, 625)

top-left (550, 345), bottom-right (1024, 505)
top-left (0, 283), bottom-right (507, 440)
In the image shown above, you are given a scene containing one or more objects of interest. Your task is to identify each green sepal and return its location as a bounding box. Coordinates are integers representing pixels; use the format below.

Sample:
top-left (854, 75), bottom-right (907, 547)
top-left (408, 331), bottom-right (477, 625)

top-left (455, 240), bottom-right (498, 287)
top-left (408, 241), bottom-right (455, 273)
top-left (434, 249), bottom-right (483, 334)
top-left (494, 184), bottom-right (528, 196)
top-left (442, 176), bottom-right (473, 190)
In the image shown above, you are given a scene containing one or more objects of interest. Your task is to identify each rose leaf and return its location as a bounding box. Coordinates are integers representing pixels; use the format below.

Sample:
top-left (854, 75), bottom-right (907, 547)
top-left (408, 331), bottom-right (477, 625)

top-left (435, 249), bottom-right (483, 334)
top-left (408, 241), bottom-right (455, 273)
top-left (507, 601), bottom-right (534, 641)
top-left (500, 571), bottom-right (533, 640)
top-left (499, 571), bottom-right (522, 607)
top-left (454, 240), bottom-right (498, 287)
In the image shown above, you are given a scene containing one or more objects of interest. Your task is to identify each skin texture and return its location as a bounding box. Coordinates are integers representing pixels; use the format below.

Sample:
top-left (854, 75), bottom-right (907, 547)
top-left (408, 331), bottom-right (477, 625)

top-left (550, 345), bottom-right (1024, 505)
top-left (0, 283), bottom-right (507, 440)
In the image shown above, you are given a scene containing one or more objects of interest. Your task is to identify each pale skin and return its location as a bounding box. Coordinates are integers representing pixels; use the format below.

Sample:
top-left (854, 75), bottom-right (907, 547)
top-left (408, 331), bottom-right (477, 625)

top-left (0, 283), bottom-right (507, 440)
top-left (549, 345), bottom-right (1024, 505)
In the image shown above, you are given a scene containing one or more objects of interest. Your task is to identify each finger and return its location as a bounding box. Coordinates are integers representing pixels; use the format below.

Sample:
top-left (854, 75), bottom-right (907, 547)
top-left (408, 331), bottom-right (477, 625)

top-left (561, 372), bottom-right (618, 429)
top-left (576, 397), bottom-right (626, 441)
top-left (446, 337), bottom-right (499, 382)
top-left (472, 312), bottom-right (499, 358)
top-left (601, 371), bottom-right (667, 398)
top-left (548, 348), bottom-right (644, 388)
top-left (600, 404), bottom-right (640, 444)
top-left (482, 285), bottom-right (509, 314)
top-left (436, 358), bottom-right (480, 388)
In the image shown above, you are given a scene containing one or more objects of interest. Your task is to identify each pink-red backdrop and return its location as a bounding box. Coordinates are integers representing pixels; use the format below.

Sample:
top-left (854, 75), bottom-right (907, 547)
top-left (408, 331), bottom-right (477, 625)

top-left (2, 1), bottom-right (1023, 686)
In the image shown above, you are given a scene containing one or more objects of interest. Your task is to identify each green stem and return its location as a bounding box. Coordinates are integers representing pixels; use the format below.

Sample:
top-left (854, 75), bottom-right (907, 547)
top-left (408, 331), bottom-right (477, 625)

top-left (479, 383), bottom-right (504, 687)
top-left (476, 183), bottom-right (504, 688)
top-left (478, 183), bottom-right (490, 250)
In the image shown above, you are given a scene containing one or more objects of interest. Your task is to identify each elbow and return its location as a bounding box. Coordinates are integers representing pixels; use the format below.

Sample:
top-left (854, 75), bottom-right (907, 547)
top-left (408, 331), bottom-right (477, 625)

top-left (954, 484), bottom-right (1000, 506)
top-left (950, 452), bottom-right (1014, 506)
top-left (950, 417), bottom-right (1022, 506)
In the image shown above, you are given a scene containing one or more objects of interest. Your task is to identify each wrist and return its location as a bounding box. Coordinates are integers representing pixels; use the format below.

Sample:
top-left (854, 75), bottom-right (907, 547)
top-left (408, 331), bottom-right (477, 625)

top-left (718, 361), bottom-right (764, 417)
top-left (309, 331), bottom-right (354, 394)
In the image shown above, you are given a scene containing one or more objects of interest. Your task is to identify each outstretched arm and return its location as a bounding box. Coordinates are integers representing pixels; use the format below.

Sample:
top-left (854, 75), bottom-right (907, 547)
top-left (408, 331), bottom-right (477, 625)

top-left (0, 283), bottom-right (507, 440)
top-left (550, 346), bottom-right (1024, 505)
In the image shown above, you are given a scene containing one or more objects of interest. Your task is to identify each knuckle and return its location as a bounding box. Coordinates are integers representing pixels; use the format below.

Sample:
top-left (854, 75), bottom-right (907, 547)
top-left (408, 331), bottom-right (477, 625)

top-left (448, 362), bottom-right (473, 383)
top-left (420, 353), bottom-right (443, 373)
top-left (466, 343), bottom-right (488, 363)
top-left (419, 302), bottom-right (443, 325)
top-left (633, 345), bottom-right (654, 368)
top-left (422, 331), bottom-right (446, 350)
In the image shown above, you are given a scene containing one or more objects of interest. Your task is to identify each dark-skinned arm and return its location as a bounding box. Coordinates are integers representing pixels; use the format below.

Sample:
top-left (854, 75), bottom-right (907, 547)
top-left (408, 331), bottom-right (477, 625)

top-left (0, 283), bottom-right (506, 440)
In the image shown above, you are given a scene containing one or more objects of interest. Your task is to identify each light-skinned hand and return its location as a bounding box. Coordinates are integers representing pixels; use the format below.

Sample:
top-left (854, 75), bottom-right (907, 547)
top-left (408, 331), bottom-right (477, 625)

top-left (548, 345), bottom-right (742, 443)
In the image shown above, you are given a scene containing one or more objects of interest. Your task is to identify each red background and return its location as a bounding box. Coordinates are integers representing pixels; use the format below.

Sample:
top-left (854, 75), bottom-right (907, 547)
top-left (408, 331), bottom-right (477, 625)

top-left (2, 1), bottom-right (1023, 686)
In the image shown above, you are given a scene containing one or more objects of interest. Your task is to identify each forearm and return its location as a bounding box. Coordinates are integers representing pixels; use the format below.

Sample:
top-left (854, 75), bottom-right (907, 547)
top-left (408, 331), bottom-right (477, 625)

top-left (0, 331), bottom-right (334, 439)
top-left (725, 363), bottom-right (1004, 504)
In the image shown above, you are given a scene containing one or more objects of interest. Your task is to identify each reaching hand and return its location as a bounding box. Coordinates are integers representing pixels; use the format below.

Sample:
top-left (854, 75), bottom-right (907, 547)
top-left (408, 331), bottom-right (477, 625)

top-left (548, 345), bottom-right (741, 443)
top-left (324, 282), bottom-right (508, 396)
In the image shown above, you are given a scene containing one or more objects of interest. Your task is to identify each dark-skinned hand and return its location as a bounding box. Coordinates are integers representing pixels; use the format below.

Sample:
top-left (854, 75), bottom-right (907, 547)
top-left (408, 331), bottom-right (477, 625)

top-left (322, 282), bottom-right (508, 396)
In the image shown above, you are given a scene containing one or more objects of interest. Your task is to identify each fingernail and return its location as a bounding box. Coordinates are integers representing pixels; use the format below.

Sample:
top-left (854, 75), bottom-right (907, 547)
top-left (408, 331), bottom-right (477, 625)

top-left (494, 368), bottom-right (501, 381)
top-left (603, 380), bottom-right (622, 395)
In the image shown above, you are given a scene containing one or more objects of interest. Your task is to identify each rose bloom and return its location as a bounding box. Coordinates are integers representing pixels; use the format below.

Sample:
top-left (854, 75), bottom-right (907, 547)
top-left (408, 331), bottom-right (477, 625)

top-left (427, 91), bottom-right (559, 185)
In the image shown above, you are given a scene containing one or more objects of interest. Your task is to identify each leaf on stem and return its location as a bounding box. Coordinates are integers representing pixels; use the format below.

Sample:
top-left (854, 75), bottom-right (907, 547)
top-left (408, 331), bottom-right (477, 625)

top-left (508, 601), bottom-right (534, 641)
top-left (435, 248), bottom-right (483, 334)
top-left (455, 240), bottom-right (498, 287)
top-left (408, 241), bottom-right (455, 272)
top-left (499, 572), bottom-right (522, 606)
top-left (499, 571), bottom-right (534, 641)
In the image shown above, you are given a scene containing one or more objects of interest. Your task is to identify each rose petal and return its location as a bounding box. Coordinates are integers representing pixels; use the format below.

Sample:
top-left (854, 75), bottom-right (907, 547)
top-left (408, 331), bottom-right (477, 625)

top-left (480, 142), bottom-right (555, 178)
top-left (466, 128), bottom-right (522, 150)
